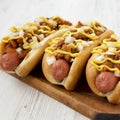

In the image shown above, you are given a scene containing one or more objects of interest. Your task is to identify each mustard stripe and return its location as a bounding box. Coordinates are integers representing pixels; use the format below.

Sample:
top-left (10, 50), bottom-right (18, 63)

top-left (91, 60), bottom-right (120, 73)
top-left (38, 29), bottom-right (55, 34)
top-left (91, 21), bottom-right (105, 31)
top-left (45, 48), bottom-right (80, 57)
top-left (79, 31), bottom-right (99, 40)
top-left (2, 36), bottom-right (24, 43)
top-left (93, 57), bottom-right (120, 64)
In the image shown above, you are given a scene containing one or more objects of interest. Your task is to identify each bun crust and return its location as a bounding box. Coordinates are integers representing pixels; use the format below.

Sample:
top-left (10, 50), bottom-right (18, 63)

top-left (107, 82), bottom-right (120, 104)
top-left (86, 54), bottom-right (120, 104)
top-left (86, 38), bottom-right (120, 104)
top-left (42, 44), bottom-right (96, 90)
top-left (42, 30), bottom-right (113, 90)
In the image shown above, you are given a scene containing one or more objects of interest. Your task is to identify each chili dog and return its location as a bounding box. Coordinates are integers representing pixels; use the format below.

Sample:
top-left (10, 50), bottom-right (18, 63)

top-left (42, 21), bottom-right (113, 90)
top-left (86, 34), bottom-right (120, 104)
top-left (0, 16), bottom-right (72, 77)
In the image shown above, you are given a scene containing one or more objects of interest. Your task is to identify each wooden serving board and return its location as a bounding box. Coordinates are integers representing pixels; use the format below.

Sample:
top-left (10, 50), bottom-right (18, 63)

top-left (12, 66), bottom-right (120, 120)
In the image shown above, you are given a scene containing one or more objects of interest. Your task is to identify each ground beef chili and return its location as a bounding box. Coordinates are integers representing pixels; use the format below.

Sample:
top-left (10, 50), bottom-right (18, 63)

top-left (102, 52), bottom-right (120, 71)
top-left (0, 16), bottom-right (72, 71)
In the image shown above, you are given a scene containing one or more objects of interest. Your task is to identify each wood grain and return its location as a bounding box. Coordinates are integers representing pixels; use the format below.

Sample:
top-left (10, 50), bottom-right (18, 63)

top-left (11, 65), bottom-right (120, 119)
top-left (1, 70), bottom-right (89, 120)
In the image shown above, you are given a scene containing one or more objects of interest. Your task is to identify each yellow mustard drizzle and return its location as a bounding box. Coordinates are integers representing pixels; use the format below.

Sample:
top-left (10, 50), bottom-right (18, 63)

top-left (52, 16), bottom-right (62, 20)
top-left (45, 26), bottom-right (99, 58)
top-left (62, 31), bottom-right (71, 37)
top-left (1, 16), bottom-right (69, 50)
top-left (48, 37), bottom-right (62, 45)
top-left (91, 48), bottom-right (106, 55)
top-left (23, 22), bottom-right (40, 27)
top-left (103, 40), bottom-right (120, 47)
top-left (91, 61), bottom-right (120, 73)
top-left (78, 31), bottom-right (98, 40)
top-left (91, 34), bottom-right (120, 73)
top-left (10, 26), bottom-right (20, 32)
top-left (67, 39), bottom-right (90, 49)
top-left (40, 26), bottom-right (51, 31)
top-left (45, 47), bottom-right (80, 57)
top-left (45, 31), bottom-right (78, 57)
top-left (2, 36), bottom-right (24, 43)
top-left (93, 57), bottom-right (120, 64)
top-left (52, 16), bottom-right (72, 29)
top-left (2, 35), bottom-right (37, 49)
top-left (23, 38), bottom-right (38, 49)
top-left (38, 16), bottom-right (58, 26)
top-left (67, 43), bottom-right (78, 48)
top-left (38, 29), bottom-right (55, 34)
top-left (71, 27), bottom-right (99, 40)
top-left (91, 21), bottom-right (105, 31)
top-left (38, 16), bottom-right (48, 22)
top-left (48, 31), bottom-right (71, 45)
top-left (111, 34), bottom-right (120, 40)
top-left (2, 36), bottom-right (11, 43)
top-left (59, 25), bottom-right (70, 29)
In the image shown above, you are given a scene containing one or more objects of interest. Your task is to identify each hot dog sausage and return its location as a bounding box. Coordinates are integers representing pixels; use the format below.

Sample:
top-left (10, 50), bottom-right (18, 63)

top-left (0, 52), bottom-right (20, 71)
top-left (95, 71), bottom-right (120, 93)
top-left (51, 59), bottom-right (70, 81)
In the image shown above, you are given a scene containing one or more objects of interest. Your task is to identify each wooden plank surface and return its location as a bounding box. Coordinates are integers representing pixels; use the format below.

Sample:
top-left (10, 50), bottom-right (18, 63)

top-left (1, 70), bottom-right (90, 120)
top-left (1, 0), bottom-right (120, 120)
top-left (11, 65), bottom-right (120, 120)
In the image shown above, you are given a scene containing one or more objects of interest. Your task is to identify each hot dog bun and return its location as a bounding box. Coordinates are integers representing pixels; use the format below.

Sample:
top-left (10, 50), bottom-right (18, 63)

top-left (42, 41), bottom-right (99, 90)
top-left (86, 53), bottom-right (120, 104)
top-left (86, 34), bottom-right (120, 104)
top-left (107, 82), bottom-right (120, 104)
top-left (16, 28), bottom-right (71, 77)
top-left (42, 22), bottom-right (113, 90)
top-left (0, 16), bottom-right (72, 77)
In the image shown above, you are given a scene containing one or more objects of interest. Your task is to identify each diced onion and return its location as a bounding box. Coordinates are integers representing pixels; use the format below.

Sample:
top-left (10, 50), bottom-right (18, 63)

top-left (108, 47), bottom-right (117, 51)
top-left (82, 41), bottom-right (89, 46)
top-left (70, 58), bottom-right (74, 62)
top-left (107, 42), bottom-right (115, 48)
top-left (32, 40), bottom-right (44, 49)
top-left (78, 44), bottom-right (83, 51)
top-left (32, 36), bottom-right (37, 41)
top-left (90, 33), bottom-right (96, 36)
top-left (65, 35), bottom-right (74, 43)
top-left (105, 51), bottom-right (114, 55)
top-left (39, 34), bottom-right (45, 39)
top-left (10, 32), bottom-right (19, 37)
top-left (98, 26), bottom-right (105, 32)
top-left (114, 71), bottom-right (120, 77)
top-left (79, 26), bottom-right (91, 32)
top-left (96, 55), bottom-right (105, 61)
top-left (19, 30), bottom-right (24, 36)
top-left (10, 30), bottom-right (24, 37)
top-left (35, 17), bottom-right (43, 23)
top-left (16, 47), bottom-right (22, 53)
top-left (46, 57), bottom-right (56, 65)
top-left (48, 19), bottom-right (57, 26)
top-left (78, 41), bottom-right (93, 52)
top-left (88, 41), bottom-right (94, 45)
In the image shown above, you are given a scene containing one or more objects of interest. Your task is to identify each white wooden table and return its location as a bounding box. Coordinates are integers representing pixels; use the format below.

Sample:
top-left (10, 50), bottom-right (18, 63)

top-left (0, 0), bottom-right (120, 119)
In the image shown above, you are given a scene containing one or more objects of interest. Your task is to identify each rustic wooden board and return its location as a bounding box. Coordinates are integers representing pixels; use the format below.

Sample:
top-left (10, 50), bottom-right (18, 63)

top-left (12, 66), bottom-right (120, 120)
